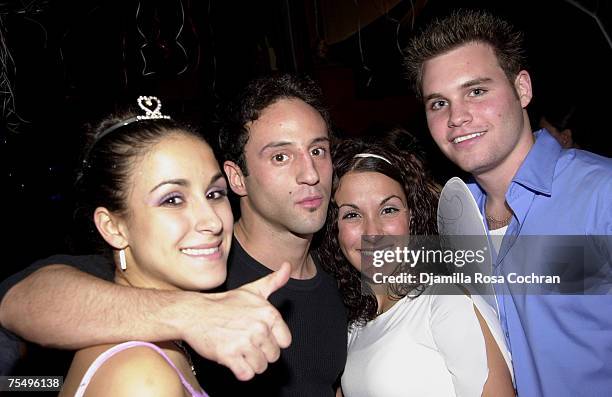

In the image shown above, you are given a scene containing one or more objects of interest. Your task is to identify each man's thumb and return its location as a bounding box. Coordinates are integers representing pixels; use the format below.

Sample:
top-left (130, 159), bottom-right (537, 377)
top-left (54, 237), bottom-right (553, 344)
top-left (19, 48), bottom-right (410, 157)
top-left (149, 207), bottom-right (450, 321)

top-left (242, 262), bottom-right (291, 299)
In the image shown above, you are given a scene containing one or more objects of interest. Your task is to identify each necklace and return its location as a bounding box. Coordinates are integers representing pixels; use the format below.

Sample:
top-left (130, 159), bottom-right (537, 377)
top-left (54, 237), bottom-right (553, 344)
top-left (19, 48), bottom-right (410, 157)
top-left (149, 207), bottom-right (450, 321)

top-left (376, 300), bottom-right (393, 316)
top-left (376, 303), bottom-right (393, 316)
top-left (173, 340), bottom-right (197, 376)
top-left (485, 212), bottom-right (513, 229)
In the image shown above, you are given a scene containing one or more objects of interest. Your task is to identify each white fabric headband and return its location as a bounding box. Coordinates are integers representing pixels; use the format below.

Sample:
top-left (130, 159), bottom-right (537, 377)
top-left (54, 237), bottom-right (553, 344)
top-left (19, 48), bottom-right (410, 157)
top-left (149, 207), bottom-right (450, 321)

top-left (353, 153), bottom-right (392, 165)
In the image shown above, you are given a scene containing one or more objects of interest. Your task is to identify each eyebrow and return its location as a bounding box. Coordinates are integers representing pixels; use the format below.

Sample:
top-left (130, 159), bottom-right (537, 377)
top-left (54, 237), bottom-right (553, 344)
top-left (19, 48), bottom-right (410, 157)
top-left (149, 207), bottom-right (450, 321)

top-left (337, 203), bottom-right (359, 211)
top-left (311, 136), bottom-right (331, 146)
top-left (149, 172), bottom-right (225, 193)
top-left (460, 77), bottom-right (492, 89)
top-left (259, 136), bottom-right (330, 155)
top-left (423, 77), bottom-right (493, 103)
top-left (337, 195), bottom-right (405, 210)
top-left (259, 141), bottom-right (291, 155)
top-left (208, 172), bottom-right (225, 186)
top-left (381, 195), bottom-right (405, 206)
top-left (150, 179), bottom-right (188, 193)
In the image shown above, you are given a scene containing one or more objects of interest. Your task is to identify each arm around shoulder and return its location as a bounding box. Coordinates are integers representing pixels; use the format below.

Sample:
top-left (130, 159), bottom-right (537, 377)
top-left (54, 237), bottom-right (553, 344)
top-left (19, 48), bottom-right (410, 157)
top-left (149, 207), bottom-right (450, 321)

top-left (0, 253), bottom-right (114, 341)
top-left (0, 263), bottom-right (188, 349)
top-left (0, 264), bottom-right (111, 347)
top-left (1, 257), bottom-right (293, 382)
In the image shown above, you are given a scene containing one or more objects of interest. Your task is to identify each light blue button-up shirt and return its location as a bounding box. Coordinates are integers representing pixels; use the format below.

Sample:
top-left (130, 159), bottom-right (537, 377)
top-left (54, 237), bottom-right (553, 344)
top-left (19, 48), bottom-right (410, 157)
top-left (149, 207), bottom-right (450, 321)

top-left (467, 130), bottom-right (612, 396)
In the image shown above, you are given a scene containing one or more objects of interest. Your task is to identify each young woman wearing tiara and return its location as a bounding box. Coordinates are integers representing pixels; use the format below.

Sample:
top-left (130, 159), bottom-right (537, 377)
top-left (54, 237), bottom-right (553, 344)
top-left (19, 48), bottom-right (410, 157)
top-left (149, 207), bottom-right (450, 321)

top-left (59, 97), bottom-right (230, 397)
top-left (317, 129), bottom-right (515, 397)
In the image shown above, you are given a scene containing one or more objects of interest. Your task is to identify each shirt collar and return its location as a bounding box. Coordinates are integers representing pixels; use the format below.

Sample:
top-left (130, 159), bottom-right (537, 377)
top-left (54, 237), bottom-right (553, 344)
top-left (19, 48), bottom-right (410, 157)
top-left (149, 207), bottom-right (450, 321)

top-left (466, 129), bottom-right (562, 202)
top-left (510, 129), bottom-right (562, 196)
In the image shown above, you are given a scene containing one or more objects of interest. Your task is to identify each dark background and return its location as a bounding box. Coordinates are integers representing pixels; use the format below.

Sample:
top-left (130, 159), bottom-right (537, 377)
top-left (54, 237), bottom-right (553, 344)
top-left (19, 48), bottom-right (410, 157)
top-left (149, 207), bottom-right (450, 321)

top-left (1, 0), bottom-right (611, 379)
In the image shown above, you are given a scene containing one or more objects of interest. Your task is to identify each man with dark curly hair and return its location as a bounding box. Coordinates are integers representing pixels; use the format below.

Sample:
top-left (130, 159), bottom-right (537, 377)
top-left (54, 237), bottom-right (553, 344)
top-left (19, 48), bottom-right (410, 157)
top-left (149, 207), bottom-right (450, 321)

top-left (405, 9), bottom-right (612, 396)
top-left (201, 73), bottom-right (347, 396)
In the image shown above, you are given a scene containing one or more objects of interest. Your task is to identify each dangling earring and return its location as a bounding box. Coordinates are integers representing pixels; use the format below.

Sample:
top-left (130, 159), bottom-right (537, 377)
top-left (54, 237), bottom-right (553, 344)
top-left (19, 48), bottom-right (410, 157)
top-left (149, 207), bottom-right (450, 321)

top-left (119, 249), bottom-right (127, 271)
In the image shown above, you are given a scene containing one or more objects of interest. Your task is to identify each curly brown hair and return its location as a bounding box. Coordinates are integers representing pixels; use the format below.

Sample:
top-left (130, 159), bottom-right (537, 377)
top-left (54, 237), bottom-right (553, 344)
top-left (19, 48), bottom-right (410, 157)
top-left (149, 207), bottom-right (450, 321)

top-left (315, 128), bottom-right (442, 326)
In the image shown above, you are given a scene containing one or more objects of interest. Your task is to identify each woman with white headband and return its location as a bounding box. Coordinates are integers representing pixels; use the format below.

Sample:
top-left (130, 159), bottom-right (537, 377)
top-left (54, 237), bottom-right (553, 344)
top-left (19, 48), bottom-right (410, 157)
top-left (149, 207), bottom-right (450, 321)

top-left (316, 128), bottom-right (514, 397)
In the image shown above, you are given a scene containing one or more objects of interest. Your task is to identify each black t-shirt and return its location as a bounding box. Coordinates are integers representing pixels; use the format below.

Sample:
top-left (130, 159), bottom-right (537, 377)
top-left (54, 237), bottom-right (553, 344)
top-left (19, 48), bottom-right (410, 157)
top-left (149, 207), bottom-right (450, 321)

top-left (198, 238), bottom-right (347, 397)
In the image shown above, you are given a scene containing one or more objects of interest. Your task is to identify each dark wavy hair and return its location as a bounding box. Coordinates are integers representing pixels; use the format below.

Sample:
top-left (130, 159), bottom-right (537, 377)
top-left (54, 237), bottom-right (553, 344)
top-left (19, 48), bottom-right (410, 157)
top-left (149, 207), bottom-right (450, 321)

top-left (216, 73), bottom-right (331, 175)
top-left (73, 109), bottom-right (206, 255)
top-left (404, 9), bottom-right (527, 99)
top-left (316, 128), bottom-right (441, 326)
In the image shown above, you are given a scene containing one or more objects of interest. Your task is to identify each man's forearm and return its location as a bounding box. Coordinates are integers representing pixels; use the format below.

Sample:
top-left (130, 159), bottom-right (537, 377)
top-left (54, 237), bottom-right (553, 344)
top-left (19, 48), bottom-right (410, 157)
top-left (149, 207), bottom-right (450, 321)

top-left (0, 262), bottom-right (293, 380)
top-left (0, 265), bottom-right (186, 349)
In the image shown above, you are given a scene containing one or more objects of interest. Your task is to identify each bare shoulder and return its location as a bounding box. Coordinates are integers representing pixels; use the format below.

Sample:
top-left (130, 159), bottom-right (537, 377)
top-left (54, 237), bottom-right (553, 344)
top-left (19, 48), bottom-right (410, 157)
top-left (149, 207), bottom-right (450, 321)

top-left (79, 344), bottom-right (185, 397)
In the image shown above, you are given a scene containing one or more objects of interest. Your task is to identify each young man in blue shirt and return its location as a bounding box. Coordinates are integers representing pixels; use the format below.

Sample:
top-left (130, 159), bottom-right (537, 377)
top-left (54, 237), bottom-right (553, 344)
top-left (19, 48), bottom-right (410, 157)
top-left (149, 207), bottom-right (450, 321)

top-left (405, 9), bottom-right (612, 397)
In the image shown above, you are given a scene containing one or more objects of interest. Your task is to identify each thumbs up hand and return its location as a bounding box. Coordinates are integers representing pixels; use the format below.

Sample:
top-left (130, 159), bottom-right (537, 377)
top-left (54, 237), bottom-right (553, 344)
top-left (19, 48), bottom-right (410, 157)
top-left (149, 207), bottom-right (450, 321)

top-left (240, 260), bottom-right (291, 300)
top-left (178, 262), bottom-right (292, 381)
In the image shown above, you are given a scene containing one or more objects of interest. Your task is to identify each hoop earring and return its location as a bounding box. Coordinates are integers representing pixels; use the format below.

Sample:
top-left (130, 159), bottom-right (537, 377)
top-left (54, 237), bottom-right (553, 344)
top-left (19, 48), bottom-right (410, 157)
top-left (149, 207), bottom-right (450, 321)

top-left (119, 249), bottom-right (127, 271)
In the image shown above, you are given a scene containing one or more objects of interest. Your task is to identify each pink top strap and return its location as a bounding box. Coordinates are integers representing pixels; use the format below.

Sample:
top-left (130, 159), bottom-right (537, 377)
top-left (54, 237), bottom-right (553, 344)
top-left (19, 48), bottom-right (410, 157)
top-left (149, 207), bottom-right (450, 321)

top-left (73, 341), bottom-right (208, 397)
